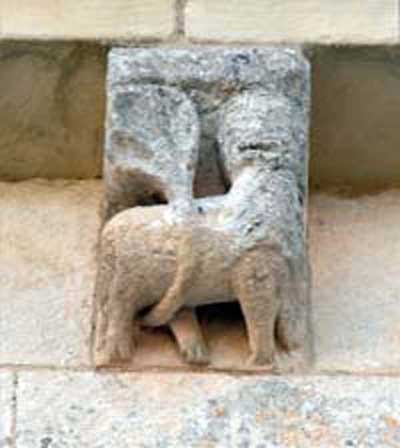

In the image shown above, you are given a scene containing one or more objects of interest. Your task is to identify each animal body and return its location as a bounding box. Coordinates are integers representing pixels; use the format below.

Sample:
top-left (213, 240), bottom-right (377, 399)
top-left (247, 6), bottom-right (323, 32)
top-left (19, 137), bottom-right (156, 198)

top-left (94, 170), bottom-right (311, 368)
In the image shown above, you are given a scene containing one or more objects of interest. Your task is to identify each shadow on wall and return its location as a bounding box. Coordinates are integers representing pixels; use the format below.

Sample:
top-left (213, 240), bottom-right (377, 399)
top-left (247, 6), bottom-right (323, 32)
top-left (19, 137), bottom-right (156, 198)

top-left (0, 42), bottom-right (106, 180)
top-left (310, 46), bottom-right (400, 193)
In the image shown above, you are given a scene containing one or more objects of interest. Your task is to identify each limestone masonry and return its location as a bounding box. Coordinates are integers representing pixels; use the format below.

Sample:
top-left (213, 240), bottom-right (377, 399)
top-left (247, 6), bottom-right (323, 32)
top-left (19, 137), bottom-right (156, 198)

top-left (1, 1), bottom-right (400, 446)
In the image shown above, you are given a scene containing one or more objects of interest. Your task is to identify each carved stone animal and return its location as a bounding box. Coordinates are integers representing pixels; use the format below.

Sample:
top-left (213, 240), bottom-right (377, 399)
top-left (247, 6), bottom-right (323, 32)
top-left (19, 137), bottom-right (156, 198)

top-left (93, 91), bottom-right (313, 369)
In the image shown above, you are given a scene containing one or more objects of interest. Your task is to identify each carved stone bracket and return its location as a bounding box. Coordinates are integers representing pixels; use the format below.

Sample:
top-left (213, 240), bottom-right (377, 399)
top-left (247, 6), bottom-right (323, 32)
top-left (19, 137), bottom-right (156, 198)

top-left (93, 48), bottom-right (313, 371)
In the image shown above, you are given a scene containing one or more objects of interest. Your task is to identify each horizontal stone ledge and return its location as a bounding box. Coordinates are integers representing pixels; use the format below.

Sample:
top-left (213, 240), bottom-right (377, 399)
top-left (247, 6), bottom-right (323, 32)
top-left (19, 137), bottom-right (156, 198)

top-left (186, 0), bottom-right (398, 44)
top-left (0, 0), bottom-right (397, 44)
top-left (15, 371), bottom-right (400, 447)
top-left (0, 0), bottom-right (176, 41)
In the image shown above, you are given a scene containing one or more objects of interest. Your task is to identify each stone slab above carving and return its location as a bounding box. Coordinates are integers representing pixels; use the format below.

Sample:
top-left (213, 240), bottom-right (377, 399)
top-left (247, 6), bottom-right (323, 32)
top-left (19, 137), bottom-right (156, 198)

top-left (108, 47), bottom-right (310, 94)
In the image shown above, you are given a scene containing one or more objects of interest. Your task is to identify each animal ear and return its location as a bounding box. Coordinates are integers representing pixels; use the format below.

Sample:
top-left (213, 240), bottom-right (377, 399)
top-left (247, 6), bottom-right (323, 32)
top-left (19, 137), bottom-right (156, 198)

top-left (105, 84), bottom-right (200, 208)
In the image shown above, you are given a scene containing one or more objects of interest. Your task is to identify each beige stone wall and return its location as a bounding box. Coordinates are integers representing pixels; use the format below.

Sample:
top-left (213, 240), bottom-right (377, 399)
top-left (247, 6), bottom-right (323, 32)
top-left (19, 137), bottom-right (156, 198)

top-left (310, 46), bottom-right (400, 191)
top-left (186, 0), bottom-right (398, 44)
top-left (0, 0), bottom-right (176, 40)
top-left (0, 4), bottom-right (400, 445)
top-left (0, 0), bottom-right (398, 43)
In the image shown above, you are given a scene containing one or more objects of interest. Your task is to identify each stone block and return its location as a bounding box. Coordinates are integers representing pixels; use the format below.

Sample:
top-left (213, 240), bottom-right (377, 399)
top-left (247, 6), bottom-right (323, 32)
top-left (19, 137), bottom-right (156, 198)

top-left (311, 47), bottom-right (400, 191)
top-left (0, 43), bottom-right (105, 180)
top-left (0, 180), bottom-right (102, 367)
top-left (0, 372), bottom-right (13, 448)
top-left (16, 371), bottom-right (400, 447)
top-left (310, 191), bottom-right (400, 373)
top-left (186, 0), bottom-right (397, 44)
top-left (1, 0), bottom-right (175, 40)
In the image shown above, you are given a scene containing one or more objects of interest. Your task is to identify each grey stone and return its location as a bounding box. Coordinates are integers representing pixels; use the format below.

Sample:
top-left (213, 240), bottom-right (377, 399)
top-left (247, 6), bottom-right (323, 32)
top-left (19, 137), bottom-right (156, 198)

top-left (0, 42), bottom-right (105, 180)
top-left (107, 47), bottom-right (310, 199)
top-left (95, 48), bottom-right (312, 370)
top-left (104, 83), bottom-right (200, 222)
top-left (0, 372), bottom-right (13, 448)
top-left (0, 180), bottom-right (102, 367)
top-left (15, 371), bottom-right (400, 447)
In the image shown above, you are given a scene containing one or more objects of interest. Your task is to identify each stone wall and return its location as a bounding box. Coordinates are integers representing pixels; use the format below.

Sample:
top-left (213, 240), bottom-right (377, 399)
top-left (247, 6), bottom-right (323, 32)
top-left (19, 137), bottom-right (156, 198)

top-left (0, 1), bottom-right (398, 43)
top-left (1, 2), bottom-right (400, 446)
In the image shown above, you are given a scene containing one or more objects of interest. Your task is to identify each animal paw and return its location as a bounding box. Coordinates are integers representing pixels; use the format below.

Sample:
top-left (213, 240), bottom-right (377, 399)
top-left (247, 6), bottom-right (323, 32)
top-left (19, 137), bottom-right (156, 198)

top-left (94, 334), bottom-right (136, 367)
top-left (275, 350), bottom-right (310, 373)
top-left (246, 351), bottom-right (274, 368)
top-left (181, 341), bottom-right (210, 365)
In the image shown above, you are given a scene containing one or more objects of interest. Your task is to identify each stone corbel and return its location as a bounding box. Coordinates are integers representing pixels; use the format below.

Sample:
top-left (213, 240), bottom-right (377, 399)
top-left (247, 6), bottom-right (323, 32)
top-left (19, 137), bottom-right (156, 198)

top-left (93, 48), bottom-right (313, 372)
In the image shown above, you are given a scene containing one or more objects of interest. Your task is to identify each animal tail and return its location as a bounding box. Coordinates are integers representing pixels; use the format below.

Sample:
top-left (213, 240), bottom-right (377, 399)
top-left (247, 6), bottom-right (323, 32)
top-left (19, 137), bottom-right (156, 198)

top-left (141, 229), bottom-right (197, 327)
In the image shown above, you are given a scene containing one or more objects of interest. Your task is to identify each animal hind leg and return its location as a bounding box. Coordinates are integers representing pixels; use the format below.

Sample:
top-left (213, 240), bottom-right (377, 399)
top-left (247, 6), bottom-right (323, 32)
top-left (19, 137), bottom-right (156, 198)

top-left (142, 230), bottom-right (197, 327)
top-left (141, 230), bottom-right (210, 365)
top-left (169, 308), bottom-right (209, 365)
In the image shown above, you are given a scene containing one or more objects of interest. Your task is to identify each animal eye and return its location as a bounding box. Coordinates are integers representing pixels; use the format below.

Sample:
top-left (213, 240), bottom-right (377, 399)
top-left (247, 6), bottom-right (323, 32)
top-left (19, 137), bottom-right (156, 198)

top-left (237, 139), bottom-right (284, 153)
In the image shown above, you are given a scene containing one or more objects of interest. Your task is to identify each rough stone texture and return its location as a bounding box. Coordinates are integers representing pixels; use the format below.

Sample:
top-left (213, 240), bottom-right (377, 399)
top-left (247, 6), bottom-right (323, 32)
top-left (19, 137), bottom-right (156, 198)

top-left (107, 47), bottom-right (310, 198)
top-left (186, 0), bottom-right (397, 44)
top-left (0, 372), bottom-right (13, 448)
top-left (1, 0), bottom-right (175, 40)
top-left (310, 191), bottom-right (400, 373)
top-left (96, 48), bottom-right (312, 370)
top-left (104, 83), bottom-right (200, 222)
top-left (2, 180), bottom-right (400, 373)
top-left (0, 180), bottom-right (101, 367)
top-left (0, 43), bottom-right (105, 180)
top-left (311, 47), bottom-right (400, 191)
top-left (16, 371), bottom-right (400, 447)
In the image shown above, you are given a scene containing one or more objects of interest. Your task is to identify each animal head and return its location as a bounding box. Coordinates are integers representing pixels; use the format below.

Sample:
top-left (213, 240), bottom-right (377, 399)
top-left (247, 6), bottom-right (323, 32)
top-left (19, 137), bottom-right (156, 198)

top-left (218, 90), bottom-right (304, 183)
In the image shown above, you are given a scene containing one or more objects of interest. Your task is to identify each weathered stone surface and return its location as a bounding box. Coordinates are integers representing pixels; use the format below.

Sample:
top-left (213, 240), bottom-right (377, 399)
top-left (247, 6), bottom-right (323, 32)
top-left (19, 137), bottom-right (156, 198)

top-left (1, 0), bottom-right (175, 41)
top-left (311, 47), bottom-right (400, 191)
top-left (107, 47), bottom-right (310, 198)
top-left (16, 371), bottom-right (400, 447)
top-left (0, 43), bottom-right (105, 180)
top-left (0, 180), bottom-right (101, 367)
top-left (96, 48), bottom-right (311, 370)
top-left (186, 0), bottom-right (397, 44)
top-left (0, 372), bottom-right (13, 448)
top-left (310, 191), bottom-right (400, 373)
top-left (104, 83), bottom-right (200, 222)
